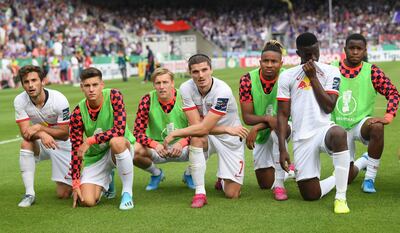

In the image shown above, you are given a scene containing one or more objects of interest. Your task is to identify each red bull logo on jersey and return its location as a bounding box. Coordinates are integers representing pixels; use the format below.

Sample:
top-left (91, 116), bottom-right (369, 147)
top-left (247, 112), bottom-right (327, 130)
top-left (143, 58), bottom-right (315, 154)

top-left (297, 76), bottom-right (312, 90)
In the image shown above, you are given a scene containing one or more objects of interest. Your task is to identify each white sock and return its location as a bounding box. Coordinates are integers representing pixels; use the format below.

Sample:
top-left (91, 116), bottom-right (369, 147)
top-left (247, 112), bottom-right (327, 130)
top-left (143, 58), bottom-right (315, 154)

top-left (332, 150), bottom-right (350, 200)
top-left (115, 149), bottom-right (133, 196)
top-left (320, 176), bottom-right (335, 198)
top-left (365, 157), bottom-right (380, 181)
top-left (273, 164), bottom-right (285, 189)
top-left (145, 163), bottom-right (161, 176)
top-left (354, 153), bottom-right (368, 171)
top-left (184, 166), bottom-right (191, 176)
top-left (189, 146), bottom-right (206, 195)
top-left (271, 131), bottom-right (285, 188)
top-left (20, 150), bottom-right (36, 196)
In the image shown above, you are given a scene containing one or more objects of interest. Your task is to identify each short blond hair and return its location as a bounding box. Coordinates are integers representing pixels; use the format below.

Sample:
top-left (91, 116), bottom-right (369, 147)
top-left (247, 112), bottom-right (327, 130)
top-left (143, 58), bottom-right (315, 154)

top-left (151, 67), bottom-right (174, 82)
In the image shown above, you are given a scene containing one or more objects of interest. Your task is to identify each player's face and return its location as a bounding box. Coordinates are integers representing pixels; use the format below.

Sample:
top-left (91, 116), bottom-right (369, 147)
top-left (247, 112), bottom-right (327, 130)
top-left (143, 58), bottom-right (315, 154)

top-left (153, 73), bottom-right (175, 100)
top-left (297, 43), bottom-right (320, 64)
top-left (345, 40), bottom-right (367, 66)
top-left (22, 72), bottom-right (44, 98)
top-left (189, 62), bottom-right (213, 90)
top-left (260, 51), bottom-right (283, 80)
top-left (80, 76), bottom-right (104, 102)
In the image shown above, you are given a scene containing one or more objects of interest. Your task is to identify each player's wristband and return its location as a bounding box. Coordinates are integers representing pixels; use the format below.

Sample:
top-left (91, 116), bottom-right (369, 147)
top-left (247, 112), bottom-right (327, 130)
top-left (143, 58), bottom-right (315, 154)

top-left (149, 140), bottom-right (158, 149)
top-left (86, 137), bottom-right (97, 145)
top-left (384, 113), bottom-right (394, 124)
top-left (72, 179), bottom-right (81, 190)
top-left (178, 138), bottom-right (189, 148)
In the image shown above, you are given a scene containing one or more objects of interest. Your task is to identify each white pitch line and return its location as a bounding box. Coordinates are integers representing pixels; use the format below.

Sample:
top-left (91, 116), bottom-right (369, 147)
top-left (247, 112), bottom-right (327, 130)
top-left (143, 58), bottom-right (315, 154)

top-left (0, 137), bottom-right (22, 145)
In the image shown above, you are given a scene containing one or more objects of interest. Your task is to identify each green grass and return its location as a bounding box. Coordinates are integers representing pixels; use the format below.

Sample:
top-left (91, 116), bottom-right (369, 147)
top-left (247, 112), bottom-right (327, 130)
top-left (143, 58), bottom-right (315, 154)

top-left (1, 63), bottom-right (400, 232)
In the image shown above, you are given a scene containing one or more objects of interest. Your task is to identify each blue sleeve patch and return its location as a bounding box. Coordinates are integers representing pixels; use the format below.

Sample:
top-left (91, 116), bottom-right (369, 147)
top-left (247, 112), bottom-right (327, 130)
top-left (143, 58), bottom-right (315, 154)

top-left (214, 98), bottom-right (229, 112)
top-left (332, 77), bottom-right (340, 91)
top-left (62, 107), bottom-right (70, 121)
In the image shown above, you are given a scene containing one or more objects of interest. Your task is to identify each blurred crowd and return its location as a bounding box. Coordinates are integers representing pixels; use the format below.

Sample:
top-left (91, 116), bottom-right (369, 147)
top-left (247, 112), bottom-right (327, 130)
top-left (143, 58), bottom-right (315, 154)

top-left (1, 0), bottom-right (399, 58)
top-left (0, 0), bottom-right (399, 88)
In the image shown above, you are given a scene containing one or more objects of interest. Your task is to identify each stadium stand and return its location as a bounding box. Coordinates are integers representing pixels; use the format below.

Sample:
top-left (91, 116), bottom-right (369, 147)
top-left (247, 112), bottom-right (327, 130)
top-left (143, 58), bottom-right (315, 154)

top-left (0, 0), bottom-right (399, 88)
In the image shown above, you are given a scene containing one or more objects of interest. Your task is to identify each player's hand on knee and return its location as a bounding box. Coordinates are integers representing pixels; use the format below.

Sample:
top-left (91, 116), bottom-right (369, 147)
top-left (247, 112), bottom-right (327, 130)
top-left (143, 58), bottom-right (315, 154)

top-left (155, 143), bottom-right (169, 158)
top-left (279, 150), bottom-right (291, 173)
top-left (368, 117), bottom-right (389, 125)
top-left (169, 143), bottom-right (182, 157)
top-left (163, 134), bottom-right (175, 149)
top-left (246, 128), bottom-right (257, 150)
top-left (40, 132), bottom-right (58, 150)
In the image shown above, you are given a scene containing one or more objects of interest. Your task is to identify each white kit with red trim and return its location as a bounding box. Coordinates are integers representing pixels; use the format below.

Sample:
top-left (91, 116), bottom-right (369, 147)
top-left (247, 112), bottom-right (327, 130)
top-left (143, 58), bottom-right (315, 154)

top-left (277, 61), bottom-right (340, 142)
top-left (14, 88), bottom-right (70, 127)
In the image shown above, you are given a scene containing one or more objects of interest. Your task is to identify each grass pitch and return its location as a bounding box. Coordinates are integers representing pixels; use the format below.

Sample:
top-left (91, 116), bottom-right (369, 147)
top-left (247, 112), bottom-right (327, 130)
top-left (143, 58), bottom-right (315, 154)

top-left (1, 62), bottom-right (400, 232)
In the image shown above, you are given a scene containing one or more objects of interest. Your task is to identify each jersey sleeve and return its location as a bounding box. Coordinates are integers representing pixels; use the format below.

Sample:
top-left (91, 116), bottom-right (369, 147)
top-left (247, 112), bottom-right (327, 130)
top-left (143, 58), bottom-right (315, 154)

top-left (14, 95), bottom-right (30, 122)
top-left (239, 73), bottom-right (253, 103)
top-left (324, 66), bottom-right (340, 95)
top-left (69, 105), bottom-right (83, 182)
top-left (371, 64), bottom-right (399, 117)
top-left (277, 71), bottom-right (291, 101)
top-left (55, 92), bottom-right (70, 125)
top-left (210, 88), bottom-right (231, 116)
top-left (180, 82), bottom-right (196, 111)
top-left (133, 94), bottom-right (156, 147)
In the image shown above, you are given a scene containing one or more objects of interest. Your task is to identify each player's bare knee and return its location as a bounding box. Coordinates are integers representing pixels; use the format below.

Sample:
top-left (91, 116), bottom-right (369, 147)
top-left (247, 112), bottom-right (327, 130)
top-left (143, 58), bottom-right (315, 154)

top-left (81, 198), bottom-right (97, 207)
top-left (56, 183), bottom-right (72, 199)
top-left (300, 190), bottom-right (320, 201)
top-left (190, 136), bottom-right (207, 148)
top-left (369, 123), bottom-right (384, 138)
top-left (110, 137), bottom-right (128, 154)
top-left (328, 126), bottom-right (347, 151)
top-left (331, 126), bottom-right (347, 141)
top-left (255, 168), bottom-right (274, 189)
top-left (258, 183), bottom-right (272, 190)
top-left (21, 139), bottom-right (34, 150)
top-left (133, 143), bottom-right (147, 157)
top-left (57, 189), bottom-right (71, 199)
top-left (224, 189), bottom-right (240, 199)
top-left (298, 179), bottom-right (321, 201)
top-left (256, 176), bottom-right (273, 189)
top-left (302, 194), bottom-right (319, 201)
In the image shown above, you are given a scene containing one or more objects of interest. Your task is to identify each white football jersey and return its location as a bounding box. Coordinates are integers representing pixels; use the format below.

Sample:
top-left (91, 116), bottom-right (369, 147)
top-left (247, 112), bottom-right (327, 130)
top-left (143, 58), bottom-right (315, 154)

top-left (277, 61), bottom-right (340, 141)
top-left (14, 88), bottom-right (70, 128)
top-left (180, 77), bottom-right (242, 140)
